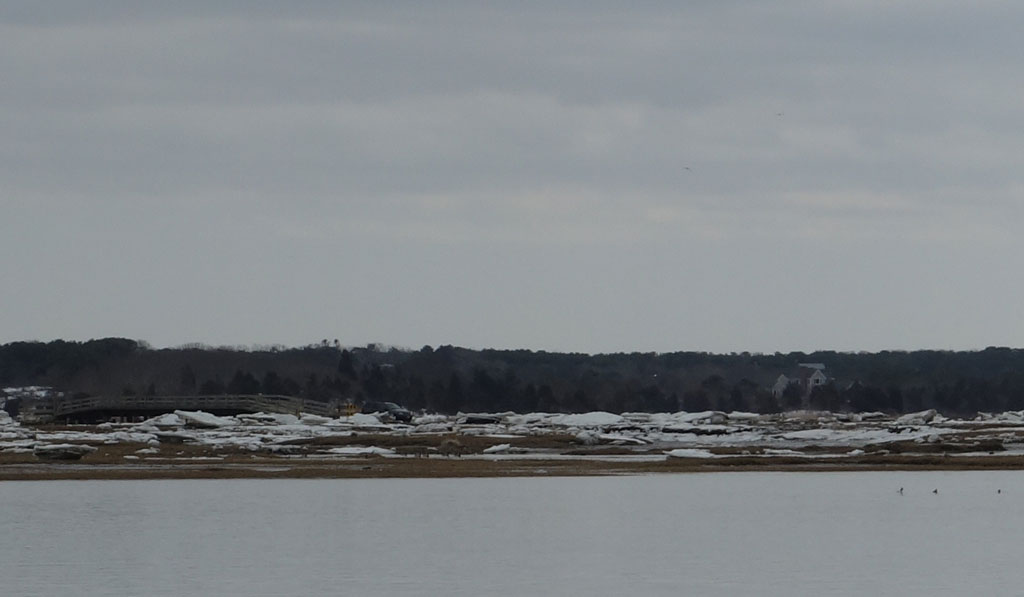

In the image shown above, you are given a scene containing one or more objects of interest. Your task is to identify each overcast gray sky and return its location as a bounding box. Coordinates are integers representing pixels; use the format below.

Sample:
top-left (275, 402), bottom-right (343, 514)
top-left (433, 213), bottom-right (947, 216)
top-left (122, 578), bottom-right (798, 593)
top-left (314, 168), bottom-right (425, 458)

top-left (3, 1), bottom-right (1024, 354)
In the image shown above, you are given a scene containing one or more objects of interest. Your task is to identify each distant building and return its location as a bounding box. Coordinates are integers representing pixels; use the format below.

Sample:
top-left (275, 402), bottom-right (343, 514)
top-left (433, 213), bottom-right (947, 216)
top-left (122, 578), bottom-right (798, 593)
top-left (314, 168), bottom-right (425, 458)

top-left (772, 363), bottom-right (829, 399)
top-left (2, 386), bottom-right (61, 400)
top-left (3, 386), bottom-right (63, 421)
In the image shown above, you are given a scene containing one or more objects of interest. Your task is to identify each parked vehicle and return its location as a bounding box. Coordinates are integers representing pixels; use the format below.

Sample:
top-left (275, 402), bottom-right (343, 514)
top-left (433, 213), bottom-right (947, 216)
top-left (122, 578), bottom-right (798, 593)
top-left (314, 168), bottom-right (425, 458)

top-left (360, 401), bottom-right (413, 423)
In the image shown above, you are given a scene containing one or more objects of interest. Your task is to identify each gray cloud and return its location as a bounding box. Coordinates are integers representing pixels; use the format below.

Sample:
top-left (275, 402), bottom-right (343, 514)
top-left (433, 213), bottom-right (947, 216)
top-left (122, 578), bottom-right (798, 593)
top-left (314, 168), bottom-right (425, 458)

top-left (3, 2), bottom-right (1024, 352)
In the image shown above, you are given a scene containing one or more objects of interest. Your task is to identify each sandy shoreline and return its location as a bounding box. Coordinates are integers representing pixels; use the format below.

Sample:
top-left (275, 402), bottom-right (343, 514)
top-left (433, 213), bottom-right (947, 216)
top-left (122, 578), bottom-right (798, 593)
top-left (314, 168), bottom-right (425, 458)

top-left (6, 452), bottom-right (1024, 481)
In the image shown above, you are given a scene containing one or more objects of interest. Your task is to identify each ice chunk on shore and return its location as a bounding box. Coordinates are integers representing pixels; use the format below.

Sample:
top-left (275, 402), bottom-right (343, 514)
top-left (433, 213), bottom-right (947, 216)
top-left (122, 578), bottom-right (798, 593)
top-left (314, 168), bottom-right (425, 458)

top-left (666, 448), bottom-right (715, 459)
top-left (175, 410), bottom-right (237, 428)
top-left (413, 414), bottom-right (448, 425)
top-left (106, 431), bottom-right (157, 444)
top-left (599, 434), bottom-right (647, 445)
top-left (896, 409), bottom-right (937, 425)
top-left (34, 443), bottom-right (97, 460)
top-left (325, 446), bottom-right (395, 456)
top-left (483, 443), bottom-right (511, 454)
top-left (298, 414), bottom-right (331, 426)
top-left (673, 411), bottom-right (728, 425)
top-left (781, 429), bottom-right (843, 441)
top-left (983, 411), bottom-right (1024, 423)
top-left (238, 413), bottom-right (301, 426)
top-left (503, 413), bottom-right (550, 427)
top-left (340, 413), bottom-right (383, 425)
top-left (139, 413), bottom-right (184, 428)
top-left (552, 412), bottom-right (625, 427)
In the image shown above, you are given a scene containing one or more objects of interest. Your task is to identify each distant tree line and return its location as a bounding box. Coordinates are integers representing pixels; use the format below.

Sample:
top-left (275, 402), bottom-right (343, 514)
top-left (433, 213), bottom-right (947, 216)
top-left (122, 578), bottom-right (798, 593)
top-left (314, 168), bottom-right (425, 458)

top-left (4, 339), bottom-right (1024, 416)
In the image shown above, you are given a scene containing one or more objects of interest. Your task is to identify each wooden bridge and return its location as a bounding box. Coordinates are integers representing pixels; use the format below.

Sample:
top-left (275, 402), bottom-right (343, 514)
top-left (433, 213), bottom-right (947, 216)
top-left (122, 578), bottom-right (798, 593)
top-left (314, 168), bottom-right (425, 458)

top-left (20, 394), bottom-right (345, 424)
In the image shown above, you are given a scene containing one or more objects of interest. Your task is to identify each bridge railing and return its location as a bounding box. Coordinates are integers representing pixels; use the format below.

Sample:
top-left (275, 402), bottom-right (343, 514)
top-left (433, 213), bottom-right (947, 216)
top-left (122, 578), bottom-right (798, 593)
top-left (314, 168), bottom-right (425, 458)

top-left (21, 394), bottom-right (342, 422)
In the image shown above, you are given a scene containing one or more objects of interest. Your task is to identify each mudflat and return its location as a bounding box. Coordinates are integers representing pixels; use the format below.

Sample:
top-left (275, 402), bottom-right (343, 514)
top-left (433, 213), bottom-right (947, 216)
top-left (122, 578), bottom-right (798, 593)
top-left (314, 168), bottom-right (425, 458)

top-left (4, 432), bottom-right (1024, 481)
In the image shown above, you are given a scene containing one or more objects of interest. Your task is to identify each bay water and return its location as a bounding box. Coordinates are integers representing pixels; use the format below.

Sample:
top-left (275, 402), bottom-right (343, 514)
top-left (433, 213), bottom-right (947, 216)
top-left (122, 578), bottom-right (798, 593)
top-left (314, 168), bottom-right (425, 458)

top-left (1, 472), bottom-right (1022, 596)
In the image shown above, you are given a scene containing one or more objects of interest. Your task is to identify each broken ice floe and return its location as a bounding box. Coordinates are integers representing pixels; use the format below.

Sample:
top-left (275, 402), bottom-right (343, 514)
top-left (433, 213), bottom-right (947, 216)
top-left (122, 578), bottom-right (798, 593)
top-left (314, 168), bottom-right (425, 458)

top-left (7, 407), bottom-right (1024, 464)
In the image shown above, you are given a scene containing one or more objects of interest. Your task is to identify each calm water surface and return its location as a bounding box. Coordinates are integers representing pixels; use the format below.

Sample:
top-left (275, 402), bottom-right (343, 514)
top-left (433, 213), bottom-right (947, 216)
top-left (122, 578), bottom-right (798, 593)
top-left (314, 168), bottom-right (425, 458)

top-left (2, 472), bottom-right (1023, 596)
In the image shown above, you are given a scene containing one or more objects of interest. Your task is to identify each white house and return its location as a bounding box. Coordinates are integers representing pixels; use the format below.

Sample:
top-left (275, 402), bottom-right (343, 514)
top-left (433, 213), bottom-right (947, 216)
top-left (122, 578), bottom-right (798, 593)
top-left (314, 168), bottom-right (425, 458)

top-left (772, 363), bottom-right (829, 399)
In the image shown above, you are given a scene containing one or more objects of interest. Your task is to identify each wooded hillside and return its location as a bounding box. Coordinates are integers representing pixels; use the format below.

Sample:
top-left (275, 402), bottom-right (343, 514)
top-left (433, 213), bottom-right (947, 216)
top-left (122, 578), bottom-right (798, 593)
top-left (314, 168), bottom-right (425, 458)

top-left (4, 339), bottom-right (1024, 416)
